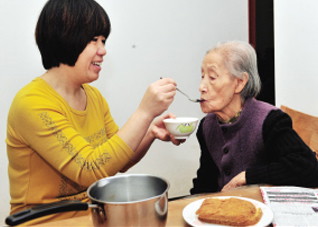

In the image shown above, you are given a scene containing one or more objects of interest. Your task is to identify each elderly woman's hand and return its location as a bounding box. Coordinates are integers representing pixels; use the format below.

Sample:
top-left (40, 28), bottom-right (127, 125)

top-left (221, 171), bottom-right (246, 192)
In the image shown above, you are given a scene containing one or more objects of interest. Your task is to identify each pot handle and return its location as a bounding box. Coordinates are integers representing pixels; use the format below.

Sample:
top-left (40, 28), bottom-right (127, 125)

top-left (155, 194), bottom-right (168, 218)
top-left (5, 200), bottom-right (89, 226)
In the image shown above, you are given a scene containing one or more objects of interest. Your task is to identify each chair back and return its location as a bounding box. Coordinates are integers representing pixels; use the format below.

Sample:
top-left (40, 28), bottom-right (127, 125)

top-left (281, 105), bottom-right (318, 159)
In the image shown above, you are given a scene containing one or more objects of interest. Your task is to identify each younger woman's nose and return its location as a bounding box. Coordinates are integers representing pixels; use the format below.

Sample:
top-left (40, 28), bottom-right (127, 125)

top-left (97, 44), bottom-right (106, 56)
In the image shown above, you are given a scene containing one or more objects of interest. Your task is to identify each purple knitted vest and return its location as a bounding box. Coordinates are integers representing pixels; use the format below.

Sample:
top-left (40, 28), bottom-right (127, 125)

top-left (202, 98), bottom-right (277, 190)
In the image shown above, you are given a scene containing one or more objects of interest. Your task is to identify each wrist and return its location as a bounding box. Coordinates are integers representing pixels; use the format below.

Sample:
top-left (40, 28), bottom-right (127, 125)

top-left (135, 107), bottom-right (155, 124)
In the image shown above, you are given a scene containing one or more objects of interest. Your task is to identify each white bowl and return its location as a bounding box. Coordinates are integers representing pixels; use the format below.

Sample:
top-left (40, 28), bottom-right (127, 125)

top-left (163, 117), bottom-right (199, 139)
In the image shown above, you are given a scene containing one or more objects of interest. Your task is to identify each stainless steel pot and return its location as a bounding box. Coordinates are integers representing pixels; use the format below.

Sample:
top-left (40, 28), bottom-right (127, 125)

top-left (6, 174), bottom-right (169, 226)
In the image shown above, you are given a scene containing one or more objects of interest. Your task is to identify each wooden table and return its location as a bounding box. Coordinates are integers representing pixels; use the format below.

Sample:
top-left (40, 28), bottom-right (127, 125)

top-left (31, 184), bottom-right (264, 226)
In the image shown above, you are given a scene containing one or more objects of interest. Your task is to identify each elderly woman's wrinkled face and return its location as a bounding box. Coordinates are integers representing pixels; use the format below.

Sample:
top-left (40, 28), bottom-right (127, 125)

top-left (199, 51), bottom-right (241, 114)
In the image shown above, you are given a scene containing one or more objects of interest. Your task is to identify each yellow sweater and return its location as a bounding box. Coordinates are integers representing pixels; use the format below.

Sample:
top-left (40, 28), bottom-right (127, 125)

top-left (6, 77), bottom-right (134, 224)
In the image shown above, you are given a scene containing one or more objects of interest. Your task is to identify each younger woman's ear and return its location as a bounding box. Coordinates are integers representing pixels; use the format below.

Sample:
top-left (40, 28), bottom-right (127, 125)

top-left (235, 72), bottom-right (249, 93)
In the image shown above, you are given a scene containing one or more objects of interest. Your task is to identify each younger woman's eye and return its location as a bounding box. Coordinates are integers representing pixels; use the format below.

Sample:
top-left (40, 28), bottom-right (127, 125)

top-left (91, 37), bottom-right (106, 45)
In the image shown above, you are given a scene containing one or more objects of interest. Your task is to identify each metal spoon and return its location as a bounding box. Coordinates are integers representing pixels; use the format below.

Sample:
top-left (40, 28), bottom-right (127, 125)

top-left (160, 77), bottom-right (202, 103)
top-left (176, 88), bottom-right (202, 103)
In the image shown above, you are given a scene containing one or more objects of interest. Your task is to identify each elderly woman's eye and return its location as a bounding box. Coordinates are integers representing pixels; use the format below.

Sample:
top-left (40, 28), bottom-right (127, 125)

top-left (209, 74), bottom-right (216, 80)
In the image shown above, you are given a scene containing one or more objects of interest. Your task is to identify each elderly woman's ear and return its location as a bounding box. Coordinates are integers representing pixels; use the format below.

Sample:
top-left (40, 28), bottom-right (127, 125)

top-left (234, 72), bottom-right (249, 94)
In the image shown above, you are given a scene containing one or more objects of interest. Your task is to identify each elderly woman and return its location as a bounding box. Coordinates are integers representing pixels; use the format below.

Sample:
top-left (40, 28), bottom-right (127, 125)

top-left (190, 40), bottom-right (318, 194)
top-left (6, 0), bottom-right (179, 224)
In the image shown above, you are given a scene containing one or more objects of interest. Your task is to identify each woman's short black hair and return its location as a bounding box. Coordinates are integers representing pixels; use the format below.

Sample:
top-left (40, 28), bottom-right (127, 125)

top-left (35, 0), bottom-right (111, 69)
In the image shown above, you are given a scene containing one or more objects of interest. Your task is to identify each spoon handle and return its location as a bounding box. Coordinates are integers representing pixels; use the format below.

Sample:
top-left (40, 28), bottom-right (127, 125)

top-left (160, 77), bottom-right (201, 103)
top-left (176, 88), bottom-right (201, 103)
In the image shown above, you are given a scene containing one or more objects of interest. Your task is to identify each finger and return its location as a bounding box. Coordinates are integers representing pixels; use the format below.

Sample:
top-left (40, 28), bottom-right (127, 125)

top-left (156, 131), bottom-right (170, 141)
top-left (222, 184), bottom-right (232, 192)
top-left (159, 87), bottom-right (177, 98)
top-left (221, 186), bottom-right (228, 192)
top-left (157, 79), bottom-right (177, 92)
top-left (171, 136), bottom-right (186, 145)
top-left (222, 180), bottom-right (236, 191)
top-left (159, 77), bottom-right (177, 85)
top-left (179, 139), bottom-right (186, 143)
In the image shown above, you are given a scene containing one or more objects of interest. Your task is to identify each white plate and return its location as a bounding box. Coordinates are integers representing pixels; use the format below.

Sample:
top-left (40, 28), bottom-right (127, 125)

top-left (182, 196), bottom-right (273, 227)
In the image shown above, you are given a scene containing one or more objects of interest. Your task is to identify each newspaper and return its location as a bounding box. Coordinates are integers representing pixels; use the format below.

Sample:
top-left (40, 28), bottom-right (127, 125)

top-left (260, 186), bottom-right (318, 226)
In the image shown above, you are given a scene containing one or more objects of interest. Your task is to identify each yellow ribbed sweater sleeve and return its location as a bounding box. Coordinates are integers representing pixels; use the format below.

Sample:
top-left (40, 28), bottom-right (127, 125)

top-left (6, 77), bottom-right (134, 214)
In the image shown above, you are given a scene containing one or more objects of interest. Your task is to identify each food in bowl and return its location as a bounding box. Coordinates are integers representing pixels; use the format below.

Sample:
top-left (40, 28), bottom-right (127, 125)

top-left (195, 197), bottom-right (263, 226)
top-left (163, 117), bottom-right (199, 139)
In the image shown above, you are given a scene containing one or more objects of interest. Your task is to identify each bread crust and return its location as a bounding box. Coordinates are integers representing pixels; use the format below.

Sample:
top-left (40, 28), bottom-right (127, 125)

top-left (196, 197), bottom-right (263, 226)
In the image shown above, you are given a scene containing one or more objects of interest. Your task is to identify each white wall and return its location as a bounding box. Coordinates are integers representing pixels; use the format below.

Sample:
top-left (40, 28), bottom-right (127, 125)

top-left (275, 0), bottom-right (318, 116)
top-left (0, 0), bottom-right (248, 224)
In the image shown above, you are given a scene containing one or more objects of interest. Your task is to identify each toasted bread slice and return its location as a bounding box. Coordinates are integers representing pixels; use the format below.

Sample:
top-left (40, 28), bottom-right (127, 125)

top-left (196, 197), bottom-right (262, 226)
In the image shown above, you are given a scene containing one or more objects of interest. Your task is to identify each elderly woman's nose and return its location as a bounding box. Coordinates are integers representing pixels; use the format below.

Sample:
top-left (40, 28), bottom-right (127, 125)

top-left (199, 80), bottom-right (206, 92)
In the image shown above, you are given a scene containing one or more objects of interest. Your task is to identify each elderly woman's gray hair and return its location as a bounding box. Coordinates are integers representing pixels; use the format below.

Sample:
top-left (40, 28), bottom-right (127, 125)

top-left (207, 40), bottom-right (261, 100)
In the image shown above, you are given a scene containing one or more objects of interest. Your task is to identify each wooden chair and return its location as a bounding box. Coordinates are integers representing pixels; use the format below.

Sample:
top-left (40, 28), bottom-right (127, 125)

top-left (281, 105), bottom-right (318, 160)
